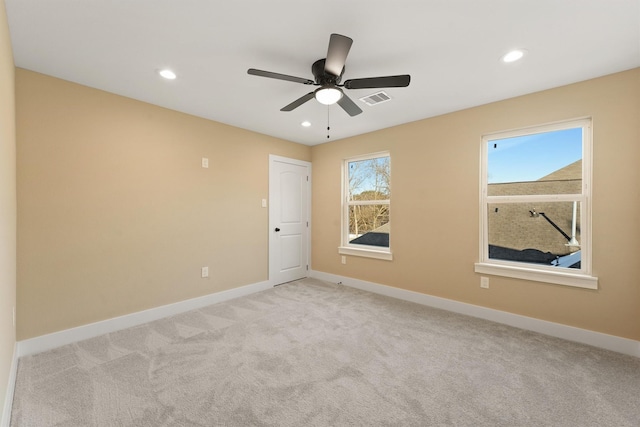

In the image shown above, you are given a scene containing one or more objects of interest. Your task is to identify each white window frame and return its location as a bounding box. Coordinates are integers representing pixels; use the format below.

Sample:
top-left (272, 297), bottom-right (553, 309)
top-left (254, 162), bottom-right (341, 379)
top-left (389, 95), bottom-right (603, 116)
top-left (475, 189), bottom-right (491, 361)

top-left (339, 151), bottom-right (392, 261)
top-left (474, 118), bottom-right (598, 289)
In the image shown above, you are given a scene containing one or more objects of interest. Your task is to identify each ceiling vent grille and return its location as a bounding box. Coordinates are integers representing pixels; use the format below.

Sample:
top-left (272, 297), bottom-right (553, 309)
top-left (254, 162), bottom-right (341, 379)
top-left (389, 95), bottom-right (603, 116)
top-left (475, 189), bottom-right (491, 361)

top-left (359, 91), bottom-right (391, 106)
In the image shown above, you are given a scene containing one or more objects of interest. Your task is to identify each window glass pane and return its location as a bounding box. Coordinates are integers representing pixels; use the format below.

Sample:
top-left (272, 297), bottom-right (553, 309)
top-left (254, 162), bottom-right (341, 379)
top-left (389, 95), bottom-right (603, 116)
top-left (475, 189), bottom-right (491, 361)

top-left (487, 127), bottom-right (582, 195)
top-left (488, 201), bottom-right (581, 269)
top-left (348, 205), bottom-right (389, 248)
top-left (348, 156), bottom-right (390, 201)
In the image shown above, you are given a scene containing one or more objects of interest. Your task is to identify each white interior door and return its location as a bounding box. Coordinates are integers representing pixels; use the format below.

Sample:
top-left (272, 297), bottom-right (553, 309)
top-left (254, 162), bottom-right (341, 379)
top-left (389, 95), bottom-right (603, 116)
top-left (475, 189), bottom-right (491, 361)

top-left (269, 155), bottom-right (310, 285)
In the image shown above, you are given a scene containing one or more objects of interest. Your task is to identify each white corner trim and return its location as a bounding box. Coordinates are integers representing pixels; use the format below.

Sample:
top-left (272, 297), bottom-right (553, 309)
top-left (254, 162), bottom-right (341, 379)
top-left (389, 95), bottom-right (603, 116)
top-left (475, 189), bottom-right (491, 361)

top-left (1, 342), bottom-right (17, 427)
top-left (17, 280), bottom-right (273, 358)
top-left (309, 270), bottom-right (640, 359)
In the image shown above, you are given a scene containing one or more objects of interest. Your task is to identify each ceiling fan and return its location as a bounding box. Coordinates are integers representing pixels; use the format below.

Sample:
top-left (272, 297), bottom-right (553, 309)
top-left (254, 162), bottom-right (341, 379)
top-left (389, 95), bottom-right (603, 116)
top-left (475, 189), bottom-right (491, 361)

top-left (247, 34), bottom-right (411, 117)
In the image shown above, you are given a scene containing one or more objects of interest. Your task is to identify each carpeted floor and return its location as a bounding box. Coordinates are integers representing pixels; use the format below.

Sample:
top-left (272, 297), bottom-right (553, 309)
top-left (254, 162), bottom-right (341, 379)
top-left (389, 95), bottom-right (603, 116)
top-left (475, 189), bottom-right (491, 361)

top-left (10, 278), bottom-right (640, 426)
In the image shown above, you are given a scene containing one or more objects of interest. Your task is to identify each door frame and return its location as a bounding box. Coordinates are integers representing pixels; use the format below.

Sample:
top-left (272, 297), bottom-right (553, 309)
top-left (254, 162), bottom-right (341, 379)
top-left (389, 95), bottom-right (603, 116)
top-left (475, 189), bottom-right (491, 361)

top-left (268, 155), bottom-right (312, 285)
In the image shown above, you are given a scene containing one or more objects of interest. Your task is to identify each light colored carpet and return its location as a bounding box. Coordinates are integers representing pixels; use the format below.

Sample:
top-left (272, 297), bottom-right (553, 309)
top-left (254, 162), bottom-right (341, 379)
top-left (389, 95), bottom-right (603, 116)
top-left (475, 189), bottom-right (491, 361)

top-left (10, 278), bottom-right (640, 426)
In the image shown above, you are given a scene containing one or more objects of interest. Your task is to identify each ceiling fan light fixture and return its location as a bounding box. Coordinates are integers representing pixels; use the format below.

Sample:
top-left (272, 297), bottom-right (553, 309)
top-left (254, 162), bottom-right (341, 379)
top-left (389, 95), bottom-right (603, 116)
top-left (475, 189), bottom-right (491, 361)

top-left (315, 86), bottom-right (343, 105)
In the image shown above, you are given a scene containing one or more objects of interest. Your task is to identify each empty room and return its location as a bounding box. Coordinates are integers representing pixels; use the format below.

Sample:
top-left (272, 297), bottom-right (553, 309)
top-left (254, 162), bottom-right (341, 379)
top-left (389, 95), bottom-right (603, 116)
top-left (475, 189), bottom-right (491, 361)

top-left (1, 1), bottom-right (639, 426)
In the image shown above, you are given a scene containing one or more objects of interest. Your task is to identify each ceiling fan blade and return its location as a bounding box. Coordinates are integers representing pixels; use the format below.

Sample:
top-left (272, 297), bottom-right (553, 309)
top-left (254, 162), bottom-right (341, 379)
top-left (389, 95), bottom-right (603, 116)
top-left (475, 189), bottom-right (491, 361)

top-left (281, 92), bottom-right (316, 111)
top-left (343, 75), bottom-right (411, 89)
top-left (248, 69), bottom-right (314, 85)
top-left (337, 93), bottom-right (363, 117)
top-left (325, 34), bottom-right (353, 76)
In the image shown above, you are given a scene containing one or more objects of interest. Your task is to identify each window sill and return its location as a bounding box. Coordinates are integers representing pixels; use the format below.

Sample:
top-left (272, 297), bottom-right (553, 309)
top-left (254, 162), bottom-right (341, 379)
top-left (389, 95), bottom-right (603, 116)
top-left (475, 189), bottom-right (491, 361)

top-left (474, 262), bottom-right (598, 289)
top-left (339, 246), bottom-right (393, 261)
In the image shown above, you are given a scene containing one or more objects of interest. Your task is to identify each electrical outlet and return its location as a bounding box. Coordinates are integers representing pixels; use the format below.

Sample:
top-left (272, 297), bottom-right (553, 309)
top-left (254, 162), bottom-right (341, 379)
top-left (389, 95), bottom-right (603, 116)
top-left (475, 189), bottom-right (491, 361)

top-left (201, 157), bottom-right (209, 168)
top-left (480, 277), bottom-right (490, 289)
top-left (341, 256), bottom-right (346, 265)
top-left (201, 266), bottom-right (209, 278)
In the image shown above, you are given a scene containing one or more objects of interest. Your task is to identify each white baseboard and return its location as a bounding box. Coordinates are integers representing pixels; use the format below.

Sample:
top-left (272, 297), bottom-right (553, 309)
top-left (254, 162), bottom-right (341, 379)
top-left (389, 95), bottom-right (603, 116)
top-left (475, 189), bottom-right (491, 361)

top-left (17, 280), bottom-right (273, 358)
top-left (15, 272), bottom-right (640, 360)
top-left (1, 343), bottom-right (17, 427)
top-left (309, 270), bottom-right (640, 359)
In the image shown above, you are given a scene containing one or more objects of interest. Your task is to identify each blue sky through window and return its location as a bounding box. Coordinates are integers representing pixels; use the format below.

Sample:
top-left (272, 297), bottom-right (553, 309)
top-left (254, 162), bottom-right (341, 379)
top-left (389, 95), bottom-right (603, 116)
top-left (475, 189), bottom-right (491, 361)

top-left (488, 127), bottom-right (582, 184)
top-left (348, 156), bottom-right (390, 197)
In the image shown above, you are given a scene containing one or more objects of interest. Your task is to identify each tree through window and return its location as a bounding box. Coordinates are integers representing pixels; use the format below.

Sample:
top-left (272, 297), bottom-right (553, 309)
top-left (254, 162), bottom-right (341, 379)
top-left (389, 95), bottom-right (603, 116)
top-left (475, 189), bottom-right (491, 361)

top-left (340, 152), bottom-right (391, 259)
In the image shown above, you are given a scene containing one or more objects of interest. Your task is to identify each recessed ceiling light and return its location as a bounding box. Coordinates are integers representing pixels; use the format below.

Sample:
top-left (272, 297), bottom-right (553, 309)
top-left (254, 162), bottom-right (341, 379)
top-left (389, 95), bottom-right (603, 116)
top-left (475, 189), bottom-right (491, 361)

top-left (158, 69), bottom-right (177, 80)
top-left (301, 121), bottom-right (311, 127)
top-left (502, 49), bottom-right (526, 63)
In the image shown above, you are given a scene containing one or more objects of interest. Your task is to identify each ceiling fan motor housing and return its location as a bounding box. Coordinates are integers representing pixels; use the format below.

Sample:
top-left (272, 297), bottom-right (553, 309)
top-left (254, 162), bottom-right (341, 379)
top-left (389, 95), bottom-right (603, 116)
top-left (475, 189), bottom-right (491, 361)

top-left (312, 59), bottom-right (343, 85)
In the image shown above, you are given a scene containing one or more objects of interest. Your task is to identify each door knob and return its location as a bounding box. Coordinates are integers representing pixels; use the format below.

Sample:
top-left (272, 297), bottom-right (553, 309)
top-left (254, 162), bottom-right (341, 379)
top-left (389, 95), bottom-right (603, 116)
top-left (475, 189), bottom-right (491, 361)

top-left (275, 227), bottom-right (281, 232)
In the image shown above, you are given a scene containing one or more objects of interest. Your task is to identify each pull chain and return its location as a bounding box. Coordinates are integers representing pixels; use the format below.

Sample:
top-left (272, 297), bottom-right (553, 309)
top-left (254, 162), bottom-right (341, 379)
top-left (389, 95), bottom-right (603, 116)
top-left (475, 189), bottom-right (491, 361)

top-left (327, 105), bottom-right (331, 139)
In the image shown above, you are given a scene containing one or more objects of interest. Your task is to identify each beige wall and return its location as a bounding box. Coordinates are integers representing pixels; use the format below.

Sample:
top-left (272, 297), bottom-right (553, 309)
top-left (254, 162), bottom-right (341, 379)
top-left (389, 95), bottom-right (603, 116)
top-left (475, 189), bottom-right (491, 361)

top-left (0, 0), bottom-right (16, 417)
top-left (311, 68), bottom-right (640, 341)
top-left (16, 69), bottom-right (311, 340)
top-left (13, 65), bottom-right (640, 344)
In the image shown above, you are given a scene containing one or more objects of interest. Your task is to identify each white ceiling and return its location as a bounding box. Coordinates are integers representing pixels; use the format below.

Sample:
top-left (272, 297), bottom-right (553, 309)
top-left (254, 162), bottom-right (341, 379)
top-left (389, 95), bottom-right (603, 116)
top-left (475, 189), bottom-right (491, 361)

top-left (5, 0), bottom-right (640, 146)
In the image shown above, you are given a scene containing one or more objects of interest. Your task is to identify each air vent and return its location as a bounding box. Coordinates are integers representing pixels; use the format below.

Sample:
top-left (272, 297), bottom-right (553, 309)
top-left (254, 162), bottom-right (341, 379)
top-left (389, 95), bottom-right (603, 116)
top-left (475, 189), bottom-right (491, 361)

top-left (359, 91), bottom-right (391, 106)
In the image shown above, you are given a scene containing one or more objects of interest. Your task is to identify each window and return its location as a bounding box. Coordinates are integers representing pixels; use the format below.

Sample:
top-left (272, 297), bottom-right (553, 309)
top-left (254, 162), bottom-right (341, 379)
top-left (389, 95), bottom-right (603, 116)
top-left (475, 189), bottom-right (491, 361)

top-left (475, 118), bottom-right (597, 289)
top-left (339, 152), bottom-right (392, 260)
